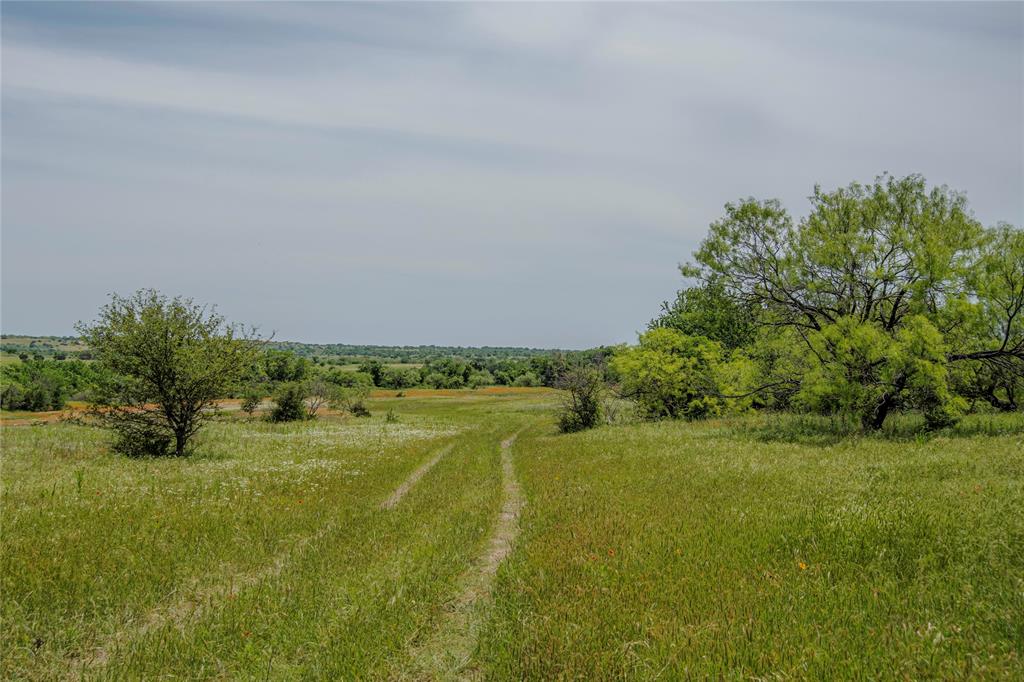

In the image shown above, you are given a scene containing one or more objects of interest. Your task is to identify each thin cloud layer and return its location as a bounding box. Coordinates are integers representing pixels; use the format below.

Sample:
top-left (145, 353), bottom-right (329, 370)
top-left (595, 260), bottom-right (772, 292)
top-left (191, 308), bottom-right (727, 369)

top-left (2, 2), bottom-right (1021, 347)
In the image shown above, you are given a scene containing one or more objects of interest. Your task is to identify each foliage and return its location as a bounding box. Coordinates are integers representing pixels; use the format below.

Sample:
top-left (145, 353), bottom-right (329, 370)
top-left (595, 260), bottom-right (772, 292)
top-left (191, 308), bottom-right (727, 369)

top-left (76, 289), bottom-right (260, 456)
top-left (612, 328), bottom-right (727, 420)
top-left (348, 400), bottom-right (371, 417)
top-left (0, 359), bottom-right (104, 411)
top-left (240, 387), bottom-right (262, 416)
top-left (794, 316), bottom-right (966, 429)
top-left (304, 378), bottom-right (338, 419)
top-left (324, 369), bottom-right (374, 389)
top-left (379, 366), bottom-right (421, 389)
top-left (467, 370), bottom-right (495, 389)
top-left (512, 372), bottom-right (540, 387)
top-left (555, 365), bottom-right (604, 432)
top-left (358, 359), bottom-right (385, 386)
top-left (328, 381), bottom-right (371, 417)
top-left (651, 280), bottom-right (756, 350)
top-left (270, 382), bottom-right (308, 422)
top-left (263, 350), bottom-right (308, 383)
top-left (685, 173), bottom-right (1023, 428)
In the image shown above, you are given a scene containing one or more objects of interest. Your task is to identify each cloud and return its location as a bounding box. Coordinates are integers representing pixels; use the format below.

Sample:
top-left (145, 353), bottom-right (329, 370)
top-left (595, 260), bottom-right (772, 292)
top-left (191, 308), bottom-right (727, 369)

top-left (2, 2), bottom-right (1021, 346)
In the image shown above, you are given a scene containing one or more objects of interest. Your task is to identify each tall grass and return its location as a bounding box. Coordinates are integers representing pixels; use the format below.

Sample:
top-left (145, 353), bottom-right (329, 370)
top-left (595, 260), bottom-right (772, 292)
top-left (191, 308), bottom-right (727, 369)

top-left (479, 413), bottom-right (1024, 678)
top-left (2, 397), bottom-right (1021, 679)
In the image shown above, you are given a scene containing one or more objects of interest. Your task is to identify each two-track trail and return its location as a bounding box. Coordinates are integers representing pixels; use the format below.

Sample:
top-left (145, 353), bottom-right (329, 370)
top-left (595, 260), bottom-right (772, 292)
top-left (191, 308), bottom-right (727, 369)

top-left (70, 438), bottom-right (459, 676)
top-left (399, 432), bottom-right (524, 680)
top-left (69, 523), bottom-right (335, 679)
top-left (382, 444), bottom-right (455, 510)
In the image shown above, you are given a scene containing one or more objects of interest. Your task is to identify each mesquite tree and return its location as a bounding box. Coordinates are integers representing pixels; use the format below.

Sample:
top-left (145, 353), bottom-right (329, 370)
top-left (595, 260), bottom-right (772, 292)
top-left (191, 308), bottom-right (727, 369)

top-left (688, 174), bottom-right (1023, 429)
top-left (77, 290), bottom-right (261, 456)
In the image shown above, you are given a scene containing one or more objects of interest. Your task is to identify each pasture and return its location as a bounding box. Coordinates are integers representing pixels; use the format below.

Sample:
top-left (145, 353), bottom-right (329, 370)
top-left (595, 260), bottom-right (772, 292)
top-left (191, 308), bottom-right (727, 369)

top-left (2, 392), bottom-right (1022, 679)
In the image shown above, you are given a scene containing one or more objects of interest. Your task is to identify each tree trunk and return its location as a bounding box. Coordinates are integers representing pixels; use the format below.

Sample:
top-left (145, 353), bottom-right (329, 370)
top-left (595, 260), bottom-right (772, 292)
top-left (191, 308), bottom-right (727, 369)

top-left (174, 429), bottom-right (187, 456)
top-left (864, 375), bottom-right (907, 430)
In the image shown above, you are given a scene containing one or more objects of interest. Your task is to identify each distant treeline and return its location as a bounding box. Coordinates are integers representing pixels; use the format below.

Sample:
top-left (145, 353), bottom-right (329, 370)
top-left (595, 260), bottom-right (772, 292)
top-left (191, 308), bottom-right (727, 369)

top-left (266, 341), bottom-right (567, 365)
top-left (0, 341), bottom-right (615, 412)
top-left (0, 359), bottom-right (103, 411)
top-left (0, 336), bottom-right (566, 364)
top-left (254, 347), bottom-right (616, 392)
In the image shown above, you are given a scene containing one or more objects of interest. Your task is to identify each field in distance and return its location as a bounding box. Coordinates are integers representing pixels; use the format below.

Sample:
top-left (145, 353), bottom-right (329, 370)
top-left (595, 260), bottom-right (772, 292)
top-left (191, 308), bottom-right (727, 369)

top-left (2, 391), bottom-right (1022, 679)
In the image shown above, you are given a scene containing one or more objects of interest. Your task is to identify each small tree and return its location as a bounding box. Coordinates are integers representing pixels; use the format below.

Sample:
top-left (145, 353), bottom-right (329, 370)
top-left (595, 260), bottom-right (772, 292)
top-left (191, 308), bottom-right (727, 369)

top-left (76, 290), bottom-right (260, 456)
top-left (329, 382), bottom-right (371, 417)
top-left (305, 377), bottom-right (338, 419)
top-left (556, 364), bottom-right (604, 433)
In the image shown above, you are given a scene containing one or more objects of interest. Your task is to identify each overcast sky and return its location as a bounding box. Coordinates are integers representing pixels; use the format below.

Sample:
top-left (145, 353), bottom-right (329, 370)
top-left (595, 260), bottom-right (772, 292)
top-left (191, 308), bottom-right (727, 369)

top-left (2, 2), bottom-right (1021, 348)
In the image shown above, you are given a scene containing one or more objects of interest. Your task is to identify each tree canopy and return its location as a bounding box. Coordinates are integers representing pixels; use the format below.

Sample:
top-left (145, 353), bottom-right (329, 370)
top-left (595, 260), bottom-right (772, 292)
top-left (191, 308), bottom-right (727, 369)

top-left (623, 174), bottom-right (1023, 429)
top-left (77, 289), bottom-right (261, 456)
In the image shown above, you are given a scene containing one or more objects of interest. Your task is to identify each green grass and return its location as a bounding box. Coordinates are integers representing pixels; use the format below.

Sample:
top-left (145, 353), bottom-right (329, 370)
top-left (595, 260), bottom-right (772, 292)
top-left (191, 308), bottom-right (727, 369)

top-left (2, 396), bottom-right (1022, 679)
top-left (479, 414), bottom-right (1024, 678)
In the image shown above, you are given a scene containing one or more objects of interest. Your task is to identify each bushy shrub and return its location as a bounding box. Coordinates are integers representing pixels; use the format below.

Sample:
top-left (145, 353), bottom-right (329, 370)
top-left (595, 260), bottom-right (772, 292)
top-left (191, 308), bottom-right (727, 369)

top-left (556, 365), bottom-right (604, 433)
top-left (795, 316), bottom-right (966, 430)
top-left (612, 328), bottom-right (725, 420)
top-left (349, 401), bottom-right (371, 417)
top-left (110, 422), bottom-right (174, 458)
top-left (379, 366), bottom-right (420, 389)
top-left (468, 371), bottom-right (495, 389)
top-left (513, 372), bottom-right (540, 387)
top-left (270, 382), bottom-right (308, 422)
top-left (240, 387), bottom-right (262, 416)
top-left (324, 369), bottom-right (374, 388)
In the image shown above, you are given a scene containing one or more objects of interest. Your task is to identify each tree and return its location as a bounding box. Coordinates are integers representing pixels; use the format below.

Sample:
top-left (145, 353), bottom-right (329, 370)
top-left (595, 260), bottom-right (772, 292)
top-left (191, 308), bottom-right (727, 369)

top-left (949, 223), bottom-right (1024, 411)
top-left (651, 280), bottom-right (756, 350)
top-left (263, 350), bottom-right (308, 383)
top-left (379, 366), bottom-right (420, 389)
top-left (468, 370), bottom-right (495, 389)
top-left (688, 174), bottom-right (1023, 428)
top-left (76, 290), bottom-right (261, 456)
top-left (304, 377), bottom-right (338, 419)
top-left (358, 359), bottom-right (384, 386)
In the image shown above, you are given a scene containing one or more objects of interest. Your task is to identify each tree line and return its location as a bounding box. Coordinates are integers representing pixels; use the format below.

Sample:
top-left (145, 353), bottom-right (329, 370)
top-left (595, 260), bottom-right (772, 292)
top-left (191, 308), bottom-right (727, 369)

top-left (558, 173), bottom-right (1023, 432)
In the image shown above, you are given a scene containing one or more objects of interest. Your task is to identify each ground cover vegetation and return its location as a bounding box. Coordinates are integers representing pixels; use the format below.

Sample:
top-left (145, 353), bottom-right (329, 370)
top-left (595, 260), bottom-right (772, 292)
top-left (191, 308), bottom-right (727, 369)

top-left (2, 393), bottom-right (1021, 679)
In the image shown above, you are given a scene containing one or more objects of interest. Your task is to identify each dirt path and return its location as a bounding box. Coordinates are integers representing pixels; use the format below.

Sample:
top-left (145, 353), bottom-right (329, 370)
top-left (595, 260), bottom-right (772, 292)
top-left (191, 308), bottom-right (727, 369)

top-left (69, 524), bottom-right (333, 678)
top-left (399, 432), bottom-right (523, 680)
top-left (382, 444), bottom-right (455, 510)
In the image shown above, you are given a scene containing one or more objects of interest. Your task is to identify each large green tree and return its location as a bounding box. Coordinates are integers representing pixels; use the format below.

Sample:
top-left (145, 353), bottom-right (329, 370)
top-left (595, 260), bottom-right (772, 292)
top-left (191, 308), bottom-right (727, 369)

top-left (688, 174), bottom-right (1023, 428)
top-left (77, 290), bottom-right (261, 456)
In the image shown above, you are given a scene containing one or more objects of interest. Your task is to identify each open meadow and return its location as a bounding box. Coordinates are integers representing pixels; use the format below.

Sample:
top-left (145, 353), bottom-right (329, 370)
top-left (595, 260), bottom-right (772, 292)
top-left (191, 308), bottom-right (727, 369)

top-left (2, 391), bottom-right (1021, 679)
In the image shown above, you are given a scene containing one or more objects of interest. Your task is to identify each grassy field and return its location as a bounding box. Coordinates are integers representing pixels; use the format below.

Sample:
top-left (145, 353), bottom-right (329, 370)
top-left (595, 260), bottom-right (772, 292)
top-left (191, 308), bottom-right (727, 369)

top-left (2, 392), bottom-right (1022, 679)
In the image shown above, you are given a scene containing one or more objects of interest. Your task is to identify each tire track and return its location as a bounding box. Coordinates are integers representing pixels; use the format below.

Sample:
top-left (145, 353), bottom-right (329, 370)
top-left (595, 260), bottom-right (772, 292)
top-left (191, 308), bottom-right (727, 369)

top-left (399, 432), bottom-right (523, 680)
top-left (68, 523), bottom-right (334, 678)
top-left (382, 444), bottom-right (455, 510)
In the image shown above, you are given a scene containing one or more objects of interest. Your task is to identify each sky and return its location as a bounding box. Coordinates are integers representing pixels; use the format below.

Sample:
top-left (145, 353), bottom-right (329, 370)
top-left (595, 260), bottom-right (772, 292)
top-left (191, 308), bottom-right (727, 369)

top-left (2, 2), bottom-right (1022, 348)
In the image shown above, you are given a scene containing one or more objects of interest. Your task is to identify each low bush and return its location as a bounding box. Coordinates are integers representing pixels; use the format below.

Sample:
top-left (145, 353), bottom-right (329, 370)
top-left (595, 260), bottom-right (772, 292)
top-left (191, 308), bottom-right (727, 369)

top-left (556, 365), bottom-right (603, 433)
top-left (270, 382), bottom-right (308, 422)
